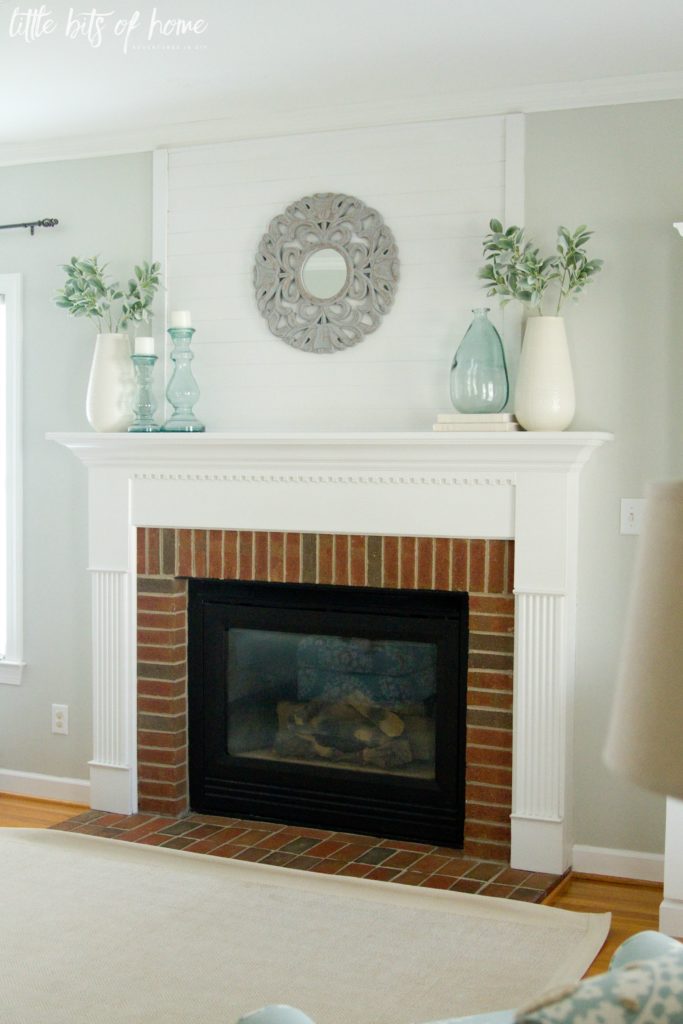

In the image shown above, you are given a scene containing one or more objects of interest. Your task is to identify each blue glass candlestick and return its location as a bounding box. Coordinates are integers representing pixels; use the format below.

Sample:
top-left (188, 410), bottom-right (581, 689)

top-left (128, 354), bottom-right (160, 433)
top-left (162, 326), bottom-right (205, 433)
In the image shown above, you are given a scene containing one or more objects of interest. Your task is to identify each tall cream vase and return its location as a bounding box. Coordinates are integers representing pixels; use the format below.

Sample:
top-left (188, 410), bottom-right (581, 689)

top-left (85, 333), bottom-right (136, 432)
top-left (514, 315), bottom-right (576, 431)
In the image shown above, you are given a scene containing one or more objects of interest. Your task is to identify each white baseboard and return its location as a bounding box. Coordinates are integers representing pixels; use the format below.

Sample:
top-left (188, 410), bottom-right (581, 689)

top-left (0, 768), bottom-right (90, 805)
top-left (572, 843), bottom-right (664, 883)
top-left (659, 897), bottom-right (683, 937)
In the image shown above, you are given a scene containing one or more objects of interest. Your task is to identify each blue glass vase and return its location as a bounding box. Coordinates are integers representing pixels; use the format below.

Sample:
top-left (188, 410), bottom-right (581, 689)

top-left (450, 308), bottom-right (509, 413)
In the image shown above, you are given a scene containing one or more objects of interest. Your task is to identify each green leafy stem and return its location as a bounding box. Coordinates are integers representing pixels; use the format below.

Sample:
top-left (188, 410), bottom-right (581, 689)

top-left (54, 256), bottom-right (162, 333)
top-left (478, 220), bottom-right (603, 316)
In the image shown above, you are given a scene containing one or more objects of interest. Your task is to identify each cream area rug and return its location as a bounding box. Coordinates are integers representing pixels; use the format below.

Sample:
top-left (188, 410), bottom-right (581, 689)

top-left (0, 828), bottom-right (609, 1024)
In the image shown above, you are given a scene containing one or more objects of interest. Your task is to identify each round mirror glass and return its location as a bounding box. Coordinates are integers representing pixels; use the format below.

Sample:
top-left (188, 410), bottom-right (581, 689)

top-left (301, 247), bottom-right (348, 300)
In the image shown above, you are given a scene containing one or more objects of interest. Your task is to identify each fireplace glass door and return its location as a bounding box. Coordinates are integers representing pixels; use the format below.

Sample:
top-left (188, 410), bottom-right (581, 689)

top-left (227, 628), bottom-right (437, 779)
top-left (189, 579), bottom-right (468, 846)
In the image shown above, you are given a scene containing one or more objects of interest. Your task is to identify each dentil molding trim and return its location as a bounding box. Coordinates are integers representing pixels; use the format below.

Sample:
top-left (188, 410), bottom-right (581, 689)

top-left (131, 472), bottom-right (518, 487)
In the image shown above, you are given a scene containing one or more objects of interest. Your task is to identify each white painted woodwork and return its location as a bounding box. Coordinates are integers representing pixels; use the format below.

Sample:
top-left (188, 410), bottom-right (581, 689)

top-left (513, 593), bottom-right (565, 820)
top-left (89, 569), bottom-right (136, 815)
top-left (0, 768), bottom-right (90, 805)
top-left (0, 274), bottom-right (24, 685)
top-left (660, 798), bottom-right (683, 936)
top-left (161, 115), bottom-right (523, 432)
top-left (50, 430), bottom-right (610, 872)
top-left (572, 844), bottom-right (664, 884)
top-left (512, 593), bottom-right (570, 872)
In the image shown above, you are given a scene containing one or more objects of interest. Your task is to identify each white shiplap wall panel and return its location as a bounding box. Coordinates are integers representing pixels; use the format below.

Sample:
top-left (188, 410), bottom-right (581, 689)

top-left (164, 114), bottom-right (521, 431)
top-left (170, 259), bottom-right (482, 303)
top-left (168, 118), bottom-right (506, 169)
top-left (169, 239), bottom-right (483, 283)
top-left (191, 336), bottom-right (454, 367)
top-left (167, 165), bottom-right (504, 214)
top-left (168, 278), bottom-right (483, 334)
top-left (167, 189), bottom-right (504, 245)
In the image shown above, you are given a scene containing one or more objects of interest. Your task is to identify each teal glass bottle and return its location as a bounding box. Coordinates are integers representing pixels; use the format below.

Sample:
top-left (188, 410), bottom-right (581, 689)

top-left (449, 308), bottom-right (509, 413)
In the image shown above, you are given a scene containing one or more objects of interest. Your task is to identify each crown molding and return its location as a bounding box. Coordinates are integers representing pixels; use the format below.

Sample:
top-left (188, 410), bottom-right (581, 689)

top-left (2, 70), bottom-right (683, 167)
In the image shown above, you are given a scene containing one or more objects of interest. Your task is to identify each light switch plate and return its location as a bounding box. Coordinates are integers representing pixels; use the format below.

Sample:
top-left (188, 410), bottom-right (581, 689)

top-left (620, 498), bottom-right (644, 535)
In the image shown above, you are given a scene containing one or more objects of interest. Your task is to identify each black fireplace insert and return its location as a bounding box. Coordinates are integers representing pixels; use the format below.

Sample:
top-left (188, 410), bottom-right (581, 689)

top-left (188, 579), bottom-right (468, 846)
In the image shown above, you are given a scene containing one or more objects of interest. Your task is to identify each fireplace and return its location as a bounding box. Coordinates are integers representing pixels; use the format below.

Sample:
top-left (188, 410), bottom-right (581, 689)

top-left (50, 429), bottom-right (611, 872)
top-left (188, 578), bottom-right (469, 845)
top-left (137, 527), bottom-right (515, 860)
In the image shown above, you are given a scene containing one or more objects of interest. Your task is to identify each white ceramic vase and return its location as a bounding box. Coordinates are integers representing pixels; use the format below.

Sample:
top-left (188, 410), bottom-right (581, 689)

top-left (514, 316), bottom-right (576, 431)
top-left (86, 333), bottom-right (135, 432)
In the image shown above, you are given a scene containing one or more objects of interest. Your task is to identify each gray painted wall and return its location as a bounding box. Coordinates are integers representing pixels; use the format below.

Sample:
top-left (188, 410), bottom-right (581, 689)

top-left (1, 102), bottom-right (682, 856)
top-left (0, 153), bottom-right (152, 781)
top-left (526, 100), bottom-right (683, 853)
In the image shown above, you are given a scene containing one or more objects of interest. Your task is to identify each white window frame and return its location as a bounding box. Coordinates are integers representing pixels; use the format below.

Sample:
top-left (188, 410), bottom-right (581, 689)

top-left (0, 274), bottom-right (23, 684)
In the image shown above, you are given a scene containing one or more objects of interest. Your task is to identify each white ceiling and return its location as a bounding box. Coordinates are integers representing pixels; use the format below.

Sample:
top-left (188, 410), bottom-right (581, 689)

top-left (2, 0), bottom-right (683, 162)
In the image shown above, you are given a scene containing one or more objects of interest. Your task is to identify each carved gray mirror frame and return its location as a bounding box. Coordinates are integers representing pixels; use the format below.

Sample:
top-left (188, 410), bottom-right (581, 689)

top-left (253, 192), bottom-right (400, 354)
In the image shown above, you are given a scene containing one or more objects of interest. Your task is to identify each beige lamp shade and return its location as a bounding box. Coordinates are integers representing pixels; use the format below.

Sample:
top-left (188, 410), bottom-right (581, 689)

top-left (604, 480), bottom-right (683, 799)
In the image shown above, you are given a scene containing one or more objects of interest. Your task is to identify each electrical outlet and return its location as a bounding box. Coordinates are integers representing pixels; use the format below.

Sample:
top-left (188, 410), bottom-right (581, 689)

top-left (51, 704), bottom-right (68, 735)
top-left (620, 498), bottom-right (644, 535)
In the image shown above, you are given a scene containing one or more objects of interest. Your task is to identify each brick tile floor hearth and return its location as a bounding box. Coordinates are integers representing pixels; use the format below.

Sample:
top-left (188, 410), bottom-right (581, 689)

top-left (51, 811), bottom-right (562, 902)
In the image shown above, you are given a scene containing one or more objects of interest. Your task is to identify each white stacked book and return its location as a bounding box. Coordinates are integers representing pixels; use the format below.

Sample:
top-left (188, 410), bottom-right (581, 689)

top-left (433, 412), bottom-right (521, 432)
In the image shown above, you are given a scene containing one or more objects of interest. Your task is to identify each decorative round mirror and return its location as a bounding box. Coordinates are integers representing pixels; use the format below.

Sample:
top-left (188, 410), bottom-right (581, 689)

top-left (253, 192), bottom-right (400, 354)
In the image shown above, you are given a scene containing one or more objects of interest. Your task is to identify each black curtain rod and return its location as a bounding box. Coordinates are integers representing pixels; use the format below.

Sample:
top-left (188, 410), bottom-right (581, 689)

top-left (0, 218), bottom-right (58, 236)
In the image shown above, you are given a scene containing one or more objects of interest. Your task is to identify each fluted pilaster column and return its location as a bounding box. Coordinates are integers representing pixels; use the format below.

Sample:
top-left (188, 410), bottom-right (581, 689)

top-left (88, 568), bottom-right (136, 813)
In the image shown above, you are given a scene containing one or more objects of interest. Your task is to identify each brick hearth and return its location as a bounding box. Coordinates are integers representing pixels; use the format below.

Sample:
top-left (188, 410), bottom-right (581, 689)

top-left (136, 530), bottom-right (514, 862)
top-left (51, 809), bottom-right (563, 903)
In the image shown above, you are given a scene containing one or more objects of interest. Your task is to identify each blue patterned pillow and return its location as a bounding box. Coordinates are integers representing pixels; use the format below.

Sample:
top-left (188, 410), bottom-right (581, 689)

top-left (516, 949), bottom-right (683, 1024)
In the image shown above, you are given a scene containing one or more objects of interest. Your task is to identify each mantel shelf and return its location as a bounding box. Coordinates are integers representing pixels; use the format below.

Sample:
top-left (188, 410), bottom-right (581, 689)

top-left (48, 430), bottom-right (612, 475)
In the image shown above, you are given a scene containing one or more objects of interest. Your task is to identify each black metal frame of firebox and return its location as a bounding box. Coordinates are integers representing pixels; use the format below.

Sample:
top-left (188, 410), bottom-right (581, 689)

top-left (188, 579), bottom-right (469, 847)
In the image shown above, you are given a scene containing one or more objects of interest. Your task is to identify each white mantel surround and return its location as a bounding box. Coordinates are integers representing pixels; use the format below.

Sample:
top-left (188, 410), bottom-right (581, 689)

top-left (50, 430), bottom-right (611, 874)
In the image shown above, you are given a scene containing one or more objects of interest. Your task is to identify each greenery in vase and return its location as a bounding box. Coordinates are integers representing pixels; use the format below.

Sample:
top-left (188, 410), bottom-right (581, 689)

top-left (478, 220), bottom-right (603, 316)
top-left (54, 256), bottom-right (162, 333)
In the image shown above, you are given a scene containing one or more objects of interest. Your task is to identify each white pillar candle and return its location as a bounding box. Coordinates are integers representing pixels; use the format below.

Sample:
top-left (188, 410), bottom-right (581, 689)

top-left (169, 310), bottom-right (192, 328)
top-left (134, 337), bottom-right (155, 356)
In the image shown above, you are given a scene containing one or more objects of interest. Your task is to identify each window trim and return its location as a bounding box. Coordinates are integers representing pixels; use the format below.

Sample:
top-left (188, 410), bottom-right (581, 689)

top-left (0, 273), bottom-right (23, 685)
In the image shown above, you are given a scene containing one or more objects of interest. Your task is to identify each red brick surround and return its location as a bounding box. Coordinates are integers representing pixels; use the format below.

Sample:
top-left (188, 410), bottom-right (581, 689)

top-left (136, 530), bottom-right (514, 861)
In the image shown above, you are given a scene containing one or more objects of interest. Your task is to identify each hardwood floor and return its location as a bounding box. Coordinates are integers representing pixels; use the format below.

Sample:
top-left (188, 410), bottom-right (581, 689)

top-left (0, 792), bottom-right (87, 828)
top-left (0, 792), bottom-right (666, 978)
top-left (544, 873), bottom-right (663, 974)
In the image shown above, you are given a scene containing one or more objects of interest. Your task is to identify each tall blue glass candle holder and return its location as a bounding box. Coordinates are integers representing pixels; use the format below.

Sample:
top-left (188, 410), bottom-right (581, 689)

top-left (128, 354), bottom-right (160, 432)
top-left (162, 326), bottom-right (205, 432)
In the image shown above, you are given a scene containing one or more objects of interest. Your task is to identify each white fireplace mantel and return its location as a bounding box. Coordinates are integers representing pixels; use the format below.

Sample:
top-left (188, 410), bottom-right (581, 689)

top-left (50, 430), bottom-right (611, 873)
